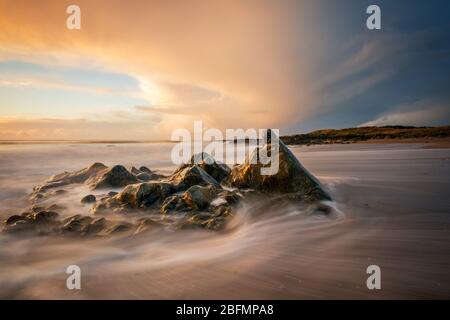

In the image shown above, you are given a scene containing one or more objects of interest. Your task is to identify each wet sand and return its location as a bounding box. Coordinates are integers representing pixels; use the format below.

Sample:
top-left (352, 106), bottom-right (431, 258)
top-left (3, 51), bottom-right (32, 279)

top-left (0, 142), bottom-right (449, 299)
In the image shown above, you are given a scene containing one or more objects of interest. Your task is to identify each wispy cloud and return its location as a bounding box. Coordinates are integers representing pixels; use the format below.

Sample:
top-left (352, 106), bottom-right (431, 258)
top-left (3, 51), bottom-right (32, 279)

top-left (360, 100), bottom-right (450, 127)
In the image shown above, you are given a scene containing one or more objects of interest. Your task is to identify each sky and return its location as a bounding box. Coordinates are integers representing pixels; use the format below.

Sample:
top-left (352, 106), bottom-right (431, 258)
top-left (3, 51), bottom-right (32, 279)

top-left (0, 0), bottom-right (449, 140)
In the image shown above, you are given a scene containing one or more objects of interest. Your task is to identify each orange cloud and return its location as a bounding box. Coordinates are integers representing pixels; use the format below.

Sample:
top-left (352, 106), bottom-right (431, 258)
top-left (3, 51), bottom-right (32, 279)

top-left (0, 1), bottom-right (327, 137)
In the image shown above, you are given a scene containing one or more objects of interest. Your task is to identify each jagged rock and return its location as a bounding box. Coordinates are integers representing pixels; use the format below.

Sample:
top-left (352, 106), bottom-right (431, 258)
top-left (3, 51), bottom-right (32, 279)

top-left (182, 185), bottom-right (217, 210)
top-left (83, 217), bottom-right (107, 235)
top-left (91, 196), bottom-right (122, 214)
top-left (228, 133), bottom-right (331, 201)
top-left (136, 172), bottom-right (152, 181)
top-left (117, 182), bottom-right (174, 208)
top-left (33, 211), bottom-right (59, 224)
top-left (211, 203), bottom-right (232, 217)
top-left (13, 137), bottom-right (331, 234)
top-left (29, 193), bottom-right (44, 202)
top-left (81, 194), bottom-right (96, 204)
top-left (190, 152), bottom-right (231, 182)
top-left (179, 213), bottom-right (227, 231)
top-left (61, 215), bottom-right (93, 234)
top-left (2, 219), bottom-right (35, 234)
top-left (134, 218), bottom-right (162, 234)
top-left (106, 222), bottom-right (134, 235)
top-left (217, 190), bottom-right (242, 205)
top-left (87, 165), bottom-right (138, 190)
top-left (160, 195), bottom-right (190, 214)
top-left (2, 211), bottom-right (148, 237)
top-left (130, 166), bottom-right (142, 175)
top-left (33, 162), bottom-right (107, 194)
top-left (3, 211), bottom-right (60, 235)
top-left (30, 190), bottom-right (67, 202)
top-left (139, 166), bottom-right (153, 174)
top-left (166, 165), bottom-right (220, 191)
top-left (4, 215), bottom-right (26, 225)
top-left (31, 205), bottom-right (45, 213)
top-left (60, 215), bottom-right (129, 236)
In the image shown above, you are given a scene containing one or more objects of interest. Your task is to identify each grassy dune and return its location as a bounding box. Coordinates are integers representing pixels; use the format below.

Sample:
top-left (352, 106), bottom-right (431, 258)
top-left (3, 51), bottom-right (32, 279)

top-left (281, 125), bottom-right (450, 145)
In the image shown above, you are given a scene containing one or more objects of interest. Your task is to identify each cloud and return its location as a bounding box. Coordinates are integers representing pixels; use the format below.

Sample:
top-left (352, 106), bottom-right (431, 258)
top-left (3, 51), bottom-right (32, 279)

top-left (359, 100), bottom-right (450, 127)
top-left (0, 0), bottom-right (326, 134)
top-left (0, 1), bottom-right (448, 139)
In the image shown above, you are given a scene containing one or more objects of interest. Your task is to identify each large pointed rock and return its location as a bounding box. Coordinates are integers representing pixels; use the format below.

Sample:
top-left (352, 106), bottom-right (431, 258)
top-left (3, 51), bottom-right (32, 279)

top-left (228, 131), bottom-right (331, 201)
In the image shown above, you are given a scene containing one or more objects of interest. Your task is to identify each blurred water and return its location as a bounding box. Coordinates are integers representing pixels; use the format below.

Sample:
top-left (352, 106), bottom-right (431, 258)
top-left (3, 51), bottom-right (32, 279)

top-left (0, 142), bottom-right (449, 299)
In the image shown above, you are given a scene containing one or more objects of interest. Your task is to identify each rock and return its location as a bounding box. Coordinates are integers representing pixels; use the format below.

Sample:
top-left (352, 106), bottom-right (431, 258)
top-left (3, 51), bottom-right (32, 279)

top-left (4, 215), bottom-right (26, 225)
top-left (179, 213), bottom-right (227, 231)
top-left (130, 166), bottom-right (142, 175)
top-left (31, 205), bottom-right (45, 213)
top-left (118, 182), bottom-right (174, 208)
top-left (134, 218), bottom-right (161, 235)
top-left (217, 190), bottom-right (242, 205)
top-left (81, 194), bottom-right (96, 204)
top-left (29, 190), bottom-right (66, 203)
top-left (136, 172), bottom-right (152, 181)
top-left (91, 196), bottom-right (122, 214)
top-left (166, 165), bottom-right (220, 191)
top-left (190, 152), bottom-right (231, 182)
top-left (29, 163), bottom-right (108, 202)
top-left (61, 215), bottom-right (93, 234)
top-left (211, 203), bottom-right (232, 217)
top-left (182, 185), bottom-right (217, 210)
top-left (2, 219), bottom-right (35, 234)
top-left (2, 211), bottom-right (60, 235)
top-left (160, 195), bottom-right (190, 214)
top-left (87, 165), bottom-right (138, 190)
top-left (139, 166), bottom-right (153, 174)
top-left (11, 135), bottom-right (330, 235)
top-left (32, 211), bottom-right (59, 224)
top-left (20, 211), bottom-right (33, 218)
top-left (33, 162), bottom-right (107, 194)
top-left (228, 131), bottom-right (331, 201)
top-left (107, 222), bottom-right (134, 235)
top-left (30, 193), bottom-right (44, 202)
top-left (83, 217), bottom-right (107, 235)
top-left (2, 211), bottom-right (146, 237)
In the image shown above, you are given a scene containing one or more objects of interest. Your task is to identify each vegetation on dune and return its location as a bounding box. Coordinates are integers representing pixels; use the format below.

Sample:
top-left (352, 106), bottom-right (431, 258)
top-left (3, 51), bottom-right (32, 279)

top-left (281, 125), bottom-right (450, 145)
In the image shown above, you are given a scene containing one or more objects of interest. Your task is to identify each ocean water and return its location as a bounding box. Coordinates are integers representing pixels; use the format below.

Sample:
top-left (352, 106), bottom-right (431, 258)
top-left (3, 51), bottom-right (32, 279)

top-left (0, 142), bottom-right (449, 299)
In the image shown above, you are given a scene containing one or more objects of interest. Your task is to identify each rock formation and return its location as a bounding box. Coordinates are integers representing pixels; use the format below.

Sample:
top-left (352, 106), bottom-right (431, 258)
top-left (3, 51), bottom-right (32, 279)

top-left (3, 136), bottom-right (330, 236)
top-left (227, 135), bottom-right (331, 201)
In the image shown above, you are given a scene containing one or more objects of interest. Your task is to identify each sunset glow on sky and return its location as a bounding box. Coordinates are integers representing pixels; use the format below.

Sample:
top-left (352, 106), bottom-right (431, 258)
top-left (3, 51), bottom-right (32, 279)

top-left (0, 0), bottom-right (449, 140)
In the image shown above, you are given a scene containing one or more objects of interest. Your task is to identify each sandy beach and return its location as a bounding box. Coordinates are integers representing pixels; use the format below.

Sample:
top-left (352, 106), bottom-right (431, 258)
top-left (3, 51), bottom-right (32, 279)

top-left (0, 142), bottom-right (449, 299)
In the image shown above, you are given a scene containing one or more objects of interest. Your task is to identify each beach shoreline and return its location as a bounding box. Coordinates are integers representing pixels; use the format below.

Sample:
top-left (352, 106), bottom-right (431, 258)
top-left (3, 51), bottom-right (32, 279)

top-left (1, 142), bottom-right (449, 298)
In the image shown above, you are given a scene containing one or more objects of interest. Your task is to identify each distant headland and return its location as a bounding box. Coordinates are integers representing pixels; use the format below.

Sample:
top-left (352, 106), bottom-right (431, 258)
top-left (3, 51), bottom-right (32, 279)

top-left (281, 125), bottom-right (450, 146)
